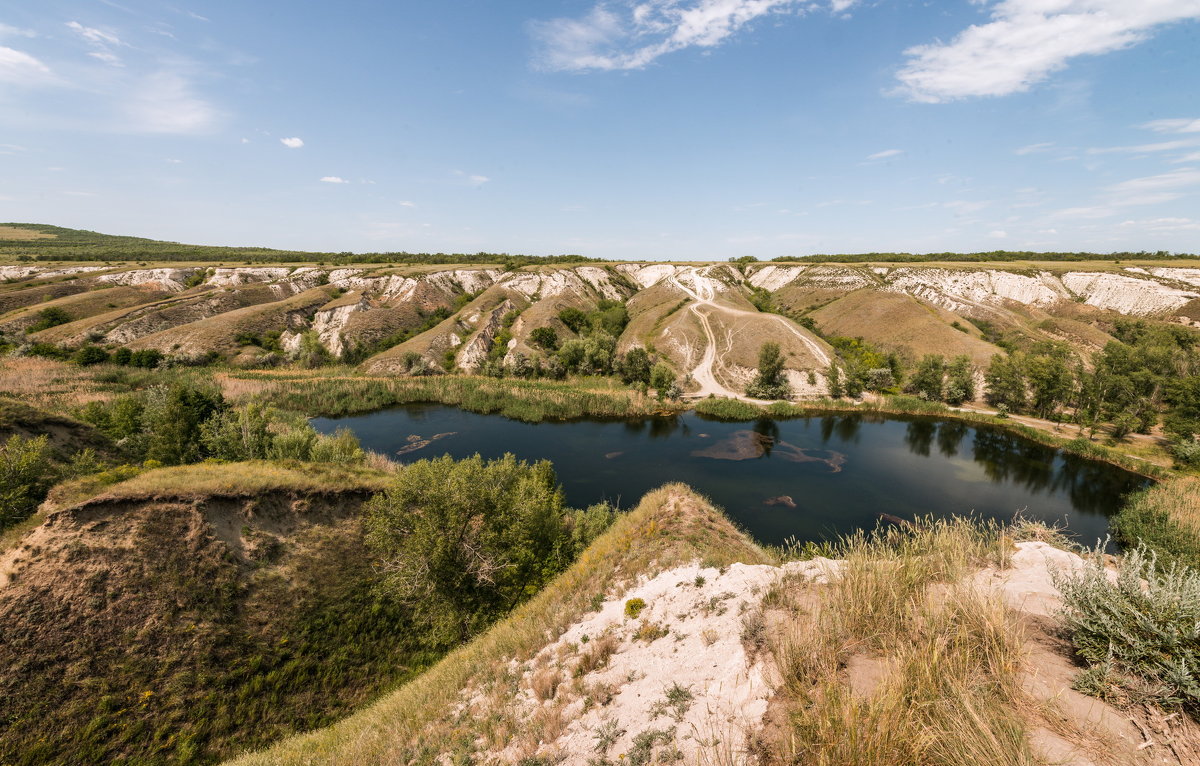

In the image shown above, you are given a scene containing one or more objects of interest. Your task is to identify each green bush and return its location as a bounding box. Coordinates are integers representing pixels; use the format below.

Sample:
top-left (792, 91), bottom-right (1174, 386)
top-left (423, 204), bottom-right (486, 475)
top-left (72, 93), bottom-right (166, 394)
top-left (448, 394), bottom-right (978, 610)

top-left (0, 434), bottom-right (54, 531)
top-left (26, 306), bottom-right (72, 333)
top-left (364, 454), bottom-right (594, 643)
top-left (1056, 544), bottom-right (1200, 713)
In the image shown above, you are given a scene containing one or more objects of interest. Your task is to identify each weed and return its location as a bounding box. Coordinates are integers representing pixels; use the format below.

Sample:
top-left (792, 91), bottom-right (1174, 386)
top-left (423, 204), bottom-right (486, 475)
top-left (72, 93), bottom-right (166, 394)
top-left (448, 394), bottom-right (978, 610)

top-left (633, 621), bottom-right (669, 642)
top-left (624, 597), bottom-right (646, 619)
top-left (593, 718), bottom-right (625, 754)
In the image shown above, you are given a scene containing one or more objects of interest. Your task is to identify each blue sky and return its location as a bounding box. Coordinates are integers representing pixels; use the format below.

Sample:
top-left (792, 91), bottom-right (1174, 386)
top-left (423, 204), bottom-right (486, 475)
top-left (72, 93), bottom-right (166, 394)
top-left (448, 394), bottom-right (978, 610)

top-left (1, 1), bottom-right (1199, 259)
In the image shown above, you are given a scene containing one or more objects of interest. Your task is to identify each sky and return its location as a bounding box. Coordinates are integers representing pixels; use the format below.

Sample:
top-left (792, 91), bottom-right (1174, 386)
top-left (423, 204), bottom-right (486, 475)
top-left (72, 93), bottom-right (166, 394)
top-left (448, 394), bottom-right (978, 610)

top-left (1, 1), bottom-right (1199, 259)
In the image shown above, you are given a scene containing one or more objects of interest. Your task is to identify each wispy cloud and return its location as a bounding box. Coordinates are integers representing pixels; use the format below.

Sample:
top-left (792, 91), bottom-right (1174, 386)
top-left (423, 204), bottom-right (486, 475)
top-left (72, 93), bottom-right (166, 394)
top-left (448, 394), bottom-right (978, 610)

top-left (895, 1), bottom-right (1200, 103)
top-left (0, 46), bottom-right (52, 84)
top-left (529, 0), bottom-right (856, 72)
top-left (1142, 117), bottom-right (1200, 134)
top-left (320, 176), bottom-right (349, 184)
top-left (0, 23), bottom-right (37, 39)
top-left (1088, 139), bottom-right (1200, 155)
top-left (864, 148), bottom-right (903, 161)
top-left (125, 72), bottom-right (220, 133)
top-left (280, 137), bottom-right (304, 148)
top-left (453, 170), bottom-right (489, 186)
top-left (1014, 142), bottom-right (1054, 155)
top-left (66, 20), bottom-right (126, 66)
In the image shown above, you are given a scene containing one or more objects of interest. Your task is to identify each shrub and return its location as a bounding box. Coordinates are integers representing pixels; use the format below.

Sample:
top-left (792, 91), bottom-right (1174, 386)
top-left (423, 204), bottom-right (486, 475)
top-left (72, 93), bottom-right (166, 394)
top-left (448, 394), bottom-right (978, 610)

top-left (365, 454), bottom-right (587, 642)
top-left (530, 326), bottom-right (558, 351)
top-left (72, 345), bottom-right (109, 366)
top-left (1056, 544), bottom-right (1200, 713)
top-left (309, 428), bottom-right (365, 464)
top-left (26, 306), bottom-right (72, 333)
top-left (624, 597), bottom-right (646, 619)
top-left (0, 434), bottom-right (54, 531)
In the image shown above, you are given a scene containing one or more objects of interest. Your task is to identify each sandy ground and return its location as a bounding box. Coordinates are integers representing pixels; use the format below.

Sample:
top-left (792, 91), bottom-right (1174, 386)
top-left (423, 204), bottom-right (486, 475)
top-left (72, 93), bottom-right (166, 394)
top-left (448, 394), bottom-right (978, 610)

top-left (468, 542), bottom-right (1196, 765)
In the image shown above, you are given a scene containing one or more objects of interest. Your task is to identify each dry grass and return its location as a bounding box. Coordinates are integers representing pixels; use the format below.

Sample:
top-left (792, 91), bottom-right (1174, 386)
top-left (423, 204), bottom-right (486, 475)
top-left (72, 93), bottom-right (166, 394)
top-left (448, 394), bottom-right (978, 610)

top-left (810, 289), bottom-right (1002, 367)
top-left (0, 226), bottom-right (54, 240)
top-left (768, 518), bottom-right (1036, 766)
top-left (0, 357), bottom-right (112, 409)
top-left (62, 460), bottom-right (390, 507)
top-left (226, 484), bottom-right (769, 765)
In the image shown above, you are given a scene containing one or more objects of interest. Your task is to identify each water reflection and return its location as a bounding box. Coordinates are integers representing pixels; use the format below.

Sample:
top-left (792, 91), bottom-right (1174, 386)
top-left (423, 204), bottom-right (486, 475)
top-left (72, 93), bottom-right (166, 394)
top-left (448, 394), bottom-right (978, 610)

top-left (314, 407), bottom-right (1147, 547)
top-left (905, 420), bottom-right (936, 457)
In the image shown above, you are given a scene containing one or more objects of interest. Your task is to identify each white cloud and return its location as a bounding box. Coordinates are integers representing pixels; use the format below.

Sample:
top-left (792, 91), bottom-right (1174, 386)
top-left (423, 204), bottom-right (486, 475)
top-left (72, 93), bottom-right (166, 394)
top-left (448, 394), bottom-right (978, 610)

top-left (1142, 118), bottom-right (1200, 134)
top-left (865, 148), bottom-right (903, 161)
top-left (0, 23), bottom-right (36, 38)
top-left (530, 0), bottom-right (856, 72)
top-left (988, 230), bottom-right (1008, 239)
top-left (240, 137), bottom-right (250, 144)
top-left (895, 1), bottom-right (1200, 103)
top-left (1088, 139), bottom-right (1200, 155)
top-left (280, 137), bottom-right (304, 148)
top-left (125, 72), bottom-right (219, 134)
top-left (454, 170), bottom-right (489, 186)
top-left (1118, 217), bottom-right (1200, 231)
top-left (66, 21), bottom-right (123, 47)
top-left (1105, 167), bottom-right (1200, 198)
top-left (0, 46), bottom-right (51, 84)
top-left (398, 200), bottom-right (416, 207)
top-left (67, 20), bottom-right (125, 66)
top-left (320, 176), bottom-right (349, 184)
top-left (1014, 142), bottom-right (1054, 155)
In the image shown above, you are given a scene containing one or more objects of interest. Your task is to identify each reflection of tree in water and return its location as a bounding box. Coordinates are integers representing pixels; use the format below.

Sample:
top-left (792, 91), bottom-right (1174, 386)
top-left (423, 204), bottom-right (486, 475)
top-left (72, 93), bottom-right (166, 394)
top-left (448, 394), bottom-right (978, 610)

top-left (648, 415), bottom-right (681, 439)
top-left (753, 418), bottom-right (780, 456)
top-left (971, 428), bottom-right (1055, 494)
top-left (937, 421), bottom-right (968, 457)
top-left (905, 420), bottom-right (936, 457)
top-left (820, 415), bottom-right (863, 445)
top-left (623, 419), bottom-right (647, 435)
top-left (1054, 455), bottom-right (1148, 517)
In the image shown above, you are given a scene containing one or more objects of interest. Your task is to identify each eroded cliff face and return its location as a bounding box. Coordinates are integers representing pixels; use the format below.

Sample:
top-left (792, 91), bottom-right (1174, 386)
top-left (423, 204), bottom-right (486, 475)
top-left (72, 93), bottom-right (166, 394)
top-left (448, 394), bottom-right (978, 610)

top-left (748, 263), bottom-right (1200, 318)
top-left (6, 261), bottom-right (1200, 378)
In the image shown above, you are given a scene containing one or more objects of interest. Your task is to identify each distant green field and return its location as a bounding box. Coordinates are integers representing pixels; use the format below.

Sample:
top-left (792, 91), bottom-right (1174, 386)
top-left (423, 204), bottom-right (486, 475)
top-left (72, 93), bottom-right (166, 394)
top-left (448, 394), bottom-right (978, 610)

top-left (3, 223), bottom-right (1196, 266)
top-left (0, 223), bottom-right (592, 266)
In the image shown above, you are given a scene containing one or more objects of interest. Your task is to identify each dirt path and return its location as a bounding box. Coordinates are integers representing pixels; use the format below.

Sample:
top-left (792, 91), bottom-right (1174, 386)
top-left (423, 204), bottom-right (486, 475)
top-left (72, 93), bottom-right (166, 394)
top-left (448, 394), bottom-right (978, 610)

top-left (667, 266), bottom-right (830, 399)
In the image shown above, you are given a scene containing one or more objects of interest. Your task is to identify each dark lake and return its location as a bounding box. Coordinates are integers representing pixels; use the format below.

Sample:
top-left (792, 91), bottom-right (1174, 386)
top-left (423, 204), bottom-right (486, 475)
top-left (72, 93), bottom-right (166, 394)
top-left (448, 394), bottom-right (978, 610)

top-left (312, 405), bottom-right (1148, 547)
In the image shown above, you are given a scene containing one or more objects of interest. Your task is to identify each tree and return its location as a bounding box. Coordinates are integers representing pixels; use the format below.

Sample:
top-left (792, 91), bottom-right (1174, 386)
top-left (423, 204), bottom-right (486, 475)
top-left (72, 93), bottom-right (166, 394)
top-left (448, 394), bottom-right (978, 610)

top-left (619, 347), bottom-right (652, 385)
top-left (73, 345), bottom-right (109, 366)
top-left (827, 363), bottom-right (844, 398)
top-left (908, 354), bottom-right (945, 401)
top-left (984, 354), bottom-right (1026, 412)
top-left (557, 339), bottom-right (586, 372)
top-left (649, 363), bottom-right (677, 400)
top-left (747, 342), bottom-right (791, 400)
top-left (364, 454), bottom-right (577, 642)
top-left (530, 326), bottom-right (558, 351)
top-left (1025, 347), bottom-right (1073, 418)
top-left (142, 384), bottom-right (224, 465)
top-left (200, 404), bottom-right (274, 461)
top-left (944, 355), bottom-right (976, 405)
top-left (557, 307), bottom-right (588, 334)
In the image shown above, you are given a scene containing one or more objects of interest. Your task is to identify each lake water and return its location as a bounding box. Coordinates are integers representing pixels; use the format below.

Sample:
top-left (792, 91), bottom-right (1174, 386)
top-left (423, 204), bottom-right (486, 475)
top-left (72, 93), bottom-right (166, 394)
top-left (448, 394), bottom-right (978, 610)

top-left (312, 405), bottom-right (1148, 547)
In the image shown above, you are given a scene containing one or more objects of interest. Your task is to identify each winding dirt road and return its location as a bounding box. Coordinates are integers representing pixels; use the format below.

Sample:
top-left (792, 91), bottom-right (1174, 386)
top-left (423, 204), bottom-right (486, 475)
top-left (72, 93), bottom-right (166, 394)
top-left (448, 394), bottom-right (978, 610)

top-left (666, 266), bottom-right (831, 400)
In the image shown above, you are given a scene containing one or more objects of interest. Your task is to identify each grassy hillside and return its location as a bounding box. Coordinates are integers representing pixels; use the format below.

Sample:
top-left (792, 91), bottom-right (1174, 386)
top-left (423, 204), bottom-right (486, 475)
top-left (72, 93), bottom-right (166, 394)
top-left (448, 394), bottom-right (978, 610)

top-left (0, 223), bottom-right (592, 266)
top-left (227, 483), bottom-right (769, 765)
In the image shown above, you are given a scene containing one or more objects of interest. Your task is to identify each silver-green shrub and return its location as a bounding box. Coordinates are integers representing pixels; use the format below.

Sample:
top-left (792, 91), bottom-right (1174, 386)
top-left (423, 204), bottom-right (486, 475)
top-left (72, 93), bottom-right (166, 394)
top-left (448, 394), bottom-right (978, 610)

top-left (1055, 544), bottom-right (1200, 710)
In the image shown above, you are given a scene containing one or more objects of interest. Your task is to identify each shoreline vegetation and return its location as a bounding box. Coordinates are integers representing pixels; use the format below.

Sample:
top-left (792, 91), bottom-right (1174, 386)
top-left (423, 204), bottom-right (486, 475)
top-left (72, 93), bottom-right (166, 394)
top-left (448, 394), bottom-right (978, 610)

top-left (218, 368), bottom-right (1171, 480)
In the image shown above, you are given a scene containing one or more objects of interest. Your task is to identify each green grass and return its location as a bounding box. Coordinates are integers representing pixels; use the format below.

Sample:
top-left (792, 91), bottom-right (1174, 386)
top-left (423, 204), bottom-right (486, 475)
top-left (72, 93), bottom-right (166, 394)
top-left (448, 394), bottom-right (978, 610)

top-left (64, 460), bottom-right (390, 505)
top-left (226, 484), bottom-right (769, 765)
top-left (1111, 477), bottom-right (1200, 568)
top-left (230, 372), bottom-right (678, 422)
